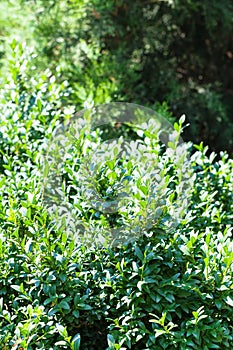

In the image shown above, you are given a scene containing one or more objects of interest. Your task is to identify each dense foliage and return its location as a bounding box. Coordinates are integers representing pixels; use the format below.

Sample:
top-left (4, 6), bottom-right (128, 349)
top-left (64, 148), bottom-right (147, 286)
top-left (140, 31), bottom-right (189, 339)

top-left (0, 46), bottom-right (232, 349)
top-left (1, 0), bottom-right (232, 153)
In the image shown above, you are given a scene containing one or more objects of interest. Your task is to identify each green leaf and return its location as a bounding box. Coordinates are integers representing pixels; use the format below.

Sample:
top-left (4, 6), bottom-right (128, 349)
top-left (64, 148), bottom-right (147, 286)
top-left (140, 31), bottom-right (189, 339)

top-left (179, 114), bottom-right (186, 125)
top-left (55, 341), bottom-right (67, 346)
top-left (107, 334), bottom-right (115, 350)
top-left (72, 310), bottom-right (80, 318)
top-left (11, 285), bottom-right (21, 292)
top-left (137, 280), bottom-right (145, 291)
top-left (78, 303), bottom-right (92, 310)
top-left (134, 246), bottom-right (144, 261)
top-left (58, 301), bottom-right (70, 310)
top-left (72, 333), bottom-right (81, 350)
top-left (225, 296), bottom-right (233, 307)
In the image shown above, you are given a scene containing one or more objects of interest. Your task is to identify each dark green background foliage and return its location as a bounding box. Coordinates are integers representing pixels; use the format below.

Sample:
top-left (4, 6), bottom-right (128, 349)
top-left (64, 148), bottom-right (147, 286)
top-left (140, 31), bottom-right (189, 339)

top-left (0, 47), bottom-right (232, 349)
top-left (2, 0), bottom-right (232, 153)
top-left (0, 2), bottom-right (232, 349)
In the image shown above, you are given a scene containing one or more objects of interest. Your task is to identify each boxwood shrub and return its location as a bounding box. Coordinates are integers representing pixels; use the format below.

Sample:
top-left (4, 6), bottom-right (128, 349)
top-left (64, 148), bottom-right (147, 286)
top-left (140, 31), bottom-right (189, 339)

top-left (0, 45), bottom-right (232, 349)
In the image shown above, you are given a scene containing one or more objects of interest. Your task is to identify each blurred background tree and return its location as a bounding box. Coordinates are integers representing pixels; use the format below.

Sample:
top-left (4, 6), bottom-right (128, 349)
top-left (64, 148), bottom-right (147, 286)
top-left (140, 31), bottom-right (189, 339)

top-left (1, 0), bottom-right (232, 153)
